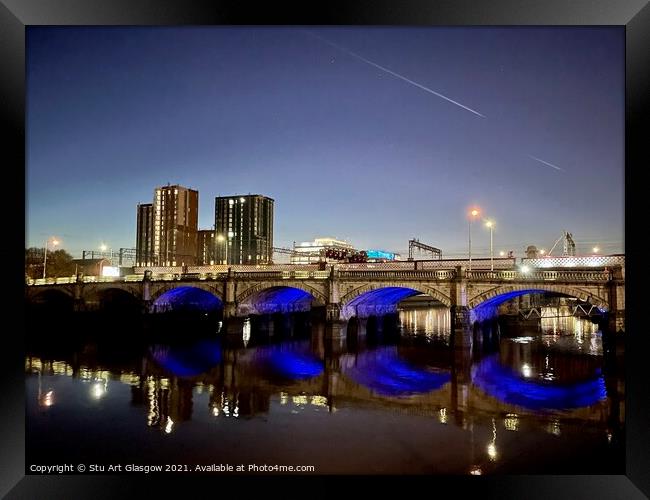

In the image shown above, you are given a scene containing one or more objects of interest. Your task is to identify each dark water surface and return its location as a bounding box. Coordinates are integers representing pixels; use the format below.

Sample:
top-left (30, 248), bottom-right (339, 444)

top-left (26, 307), bottom-right (624, 475)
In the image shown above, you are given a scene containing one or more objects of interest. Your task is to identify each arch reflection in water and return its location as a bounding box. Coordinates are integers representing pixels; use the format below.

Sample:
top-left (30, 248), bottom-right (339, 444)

top-left (471, 355), bottom-right (607, 411)
top-left (149, 340), bottom-right (222, 377)
top-left (341, 347), bottom-right (451, 396)
top-left (267, 350), bottom-right (324, 380)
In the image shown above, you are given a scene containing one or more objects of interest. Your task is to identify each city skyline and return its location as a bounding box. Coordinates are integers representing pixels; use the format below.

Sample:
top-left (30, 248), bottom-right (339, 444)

top-left (26, 27), bottom-right (624, 258)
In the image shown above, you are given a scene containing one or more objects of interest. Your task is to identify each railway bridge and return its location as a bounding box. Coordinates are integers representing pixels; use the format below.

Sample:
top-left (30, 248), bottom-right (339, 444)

top-left (26, 260), bottom-right (625, 347)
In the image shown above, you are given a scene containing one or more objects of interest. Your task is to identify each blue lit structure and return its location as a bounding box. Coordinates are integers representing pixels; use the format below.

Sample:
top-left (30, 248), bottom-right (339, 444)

top-left (150, 340), bottom-right (222, 377)
top-left (343, 287), bottom-right (422, 318)
top-left (342, 348), bottom-right (451, 396)
top-left (153, 286), bottom-right (222, 312)
top-left (472, 289), bottom-right (551, 312)
top-left (471, 355), bottom-right (607, 411)
top-left (267, 350), bottom-right (324, 379)
top-left (366, 249), bottom-right (396, 260)
top-left (242, 286), bottom-right (314, 315)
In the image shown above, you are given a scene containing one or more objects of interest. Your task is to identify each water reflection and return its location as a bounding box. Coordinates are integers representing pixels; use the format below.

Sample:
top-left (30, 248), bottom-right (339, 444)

top-left (340, 346), bottom-right (451, 396)
top-left (398, 306), bottom-right (451, 344)
top-left (25, 306), bottom-right (624, 474)
top-left (149, 340), bottom-right (222, 377)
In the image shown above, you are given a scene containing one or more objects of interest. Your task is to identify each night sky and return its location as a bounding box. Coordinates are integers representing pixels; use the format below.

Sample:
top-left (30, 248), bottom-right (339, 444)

top-left (26, 27), bottom-right (624, 258)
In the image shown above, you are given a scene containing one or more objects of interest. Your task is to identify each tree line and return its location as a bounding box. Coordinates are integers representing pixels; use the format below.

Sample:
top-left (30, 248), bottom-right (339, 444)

top-left (25, 247), bottom-right (76, 279)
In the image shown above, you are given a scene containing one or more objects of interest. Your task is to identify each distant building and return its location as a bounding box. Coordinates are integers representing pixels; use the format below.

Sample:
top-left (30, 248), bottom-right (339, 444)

top-left (72, 258), bottom-right (112, 277)
top-left (197, 229), bottom-right (216, 265)
top-left (214, 194), bottom-right (273, 265)
top-left (135, 203), bottom-right (154, 266)
top-left (153, 185), bottom-right (199, 266)
top-left (291, 237), bottom-right (355, 264)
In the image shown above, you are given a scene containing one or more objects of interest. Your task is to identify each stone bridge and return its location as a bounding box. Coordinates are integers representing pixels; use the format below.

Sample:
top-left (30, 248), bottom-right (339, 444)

top-left (26, 263), bottom-right (625, 346)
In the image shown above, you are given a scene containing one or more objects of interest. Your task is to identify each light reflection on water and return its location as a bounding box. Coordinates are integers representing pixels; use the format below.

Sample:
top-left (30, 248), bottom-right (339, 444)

top-left (25, 306), bottom-right (623, 474)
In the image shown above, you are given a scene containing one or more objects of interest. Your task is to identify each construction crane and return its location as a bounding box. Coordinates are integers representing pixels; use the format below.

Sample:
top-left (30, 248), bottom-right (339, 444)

top-left (408, 239), bottom-right (442, 260)
top-left (547, 231), bottom-right (576, 256)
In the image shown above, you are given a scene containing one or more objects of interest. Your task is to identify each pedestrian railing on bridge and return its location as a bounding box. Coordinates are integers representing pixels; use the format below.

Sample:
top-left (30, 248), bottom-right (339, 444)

top-left (26, 267), bottom-right (616, 286)
top-left (466, 269), bottom-right (611, 281)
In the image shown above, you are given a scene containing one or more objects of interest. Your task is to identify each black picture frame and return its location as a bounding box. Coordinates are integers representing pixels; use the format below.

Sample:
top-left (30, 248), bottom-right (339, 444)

top-left (3, 0), bottom-right (649, 497)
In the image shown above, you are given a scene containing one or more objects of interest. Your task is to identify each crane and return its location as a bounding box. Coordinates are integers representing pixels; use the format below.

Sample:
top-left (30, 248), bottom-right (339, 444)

top-left (547, 231), bottom-right (576, 256)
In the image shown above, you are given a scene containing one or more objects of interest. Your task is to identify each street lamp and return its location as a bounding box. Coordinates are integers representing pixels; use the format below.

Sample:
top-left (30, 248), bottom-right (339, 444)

top-left (43, 237), bottom-right (60, 279)
top-left (485, 220), bottom-right (495, 271)
top-left (100, 242), bottom-right (113, 269)
top-left (216, 234), bottom-right (226, 264)
top-left (468, 208), bottom-right (480, 271)
top-left (593, 246), bottom-right (600, 254)
top-left (217, 232), bottom-right (234, 265)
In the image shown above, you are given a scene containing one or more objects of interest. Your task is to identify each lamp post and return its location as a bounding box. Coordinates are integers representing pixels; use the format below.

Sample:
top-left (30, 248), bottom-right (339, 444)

top-left (468, 208), bottom-right (480, 271)
top-left (485, 220), bottom-right (494, 271)
top-left (100, 242), bottom-right (114, 275)
top-left (217, 232), bottom-right (234, 265)
top-left (43, 237), bottom-right (60, 279)
top-left (217, 234), bottom-right (226, 265)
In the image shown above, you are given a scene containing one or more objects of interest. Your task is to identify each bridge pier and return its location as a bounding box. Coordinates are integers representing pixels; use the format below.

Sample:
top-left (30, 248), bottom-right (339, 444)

top-left (451, 305), bottom-right (472, 350)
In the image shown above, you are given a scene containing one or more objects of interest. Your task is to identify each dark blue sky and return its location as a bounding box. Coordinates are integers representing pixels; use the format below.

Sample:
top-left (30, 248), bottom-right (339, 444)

top-left (26, 27), bottom-right (624, 258)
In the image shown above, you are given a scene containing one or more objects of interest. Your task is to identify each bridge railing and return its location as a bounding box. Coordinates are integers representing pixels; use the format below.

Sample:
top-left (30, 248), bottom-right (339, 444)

top-left (466, 270), bottom-right (611, 281)
top-left (234, 270), bottom-right (331, 280)
top-left (338, 270), bottom-right (457, 280)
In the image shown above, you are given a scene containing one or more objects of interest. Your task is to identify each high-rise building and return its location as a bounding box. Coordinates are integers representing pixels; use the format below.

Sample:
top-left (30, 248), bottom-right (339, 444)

top-left (136, 203), bottom-right (154, 266)
top-left (153, 185), bottom-right (199, 266)
top-left (197, 229), bottom-right (216, 265)
top-left (214, 194), bottom-right (273, 265)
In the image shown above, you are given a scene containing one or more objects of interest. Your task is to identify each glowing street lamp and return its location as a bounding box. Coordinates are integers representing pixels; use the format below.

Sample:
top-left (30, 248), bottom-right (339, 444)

top-left (499, 251), bottom-right (506, 257)
top-left (593, 246), bottom-right (600, 254)
top-left (43, 237), bottom-right (60, 279)
top-left (468, 208), bottom-right (480, 271)
top-left (217, 232), bottom-right (234, 265)
top-left (485, 219), bottom-right (495, 271)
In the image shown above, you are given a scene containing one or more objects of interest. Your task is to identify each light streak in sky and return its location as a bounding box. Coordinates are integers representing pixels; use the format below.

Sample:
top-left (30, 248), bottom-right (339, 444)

top-left (303, 31), bottom-right (486, 118)
top-left (528, 155), bottom-right (564, 171)
top-left (305, 31), bottom-right (568, 173)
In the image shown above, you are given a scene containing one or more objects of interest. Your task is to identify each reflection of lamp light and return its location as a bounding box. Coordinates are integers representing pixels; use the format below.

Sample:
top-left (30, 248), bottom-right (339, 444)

top-left (165, 417), bottom-right (174, 434)
top-left (39, 390), bottom-right (55, 407)
top-left (469, 466), bottom-right (482, 475)
top-left (487, 418), bottom-right (498, 461)
top-left (504, 413), bottom-right (519, 431)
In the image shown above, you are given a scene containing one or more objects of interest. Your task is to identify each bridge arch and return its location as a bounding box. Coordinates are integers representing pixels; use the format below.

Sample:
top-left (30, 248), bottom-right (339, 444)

top-left (468, 284), bottom-right (608, 310)
top-left (236, 281), bottom-right (326, 305)
top-left (86, 287), bottom-right (142, 313)
top-left (150, 282), bottom-right (224, 303)
top-left (237, 283), bottom-right (325, 316)
top-left (151, 285), bottom-right (223, 313)
top-left (340, 283), bottom-right (452, 320)
top-left (27, 288), bottom-right (75, 313)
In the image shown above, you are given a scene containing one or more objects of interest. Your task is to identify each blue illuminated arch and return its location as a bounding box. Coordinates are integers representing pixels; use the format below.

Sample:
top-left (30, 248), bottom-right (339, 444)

top-left (342, 287), bottom-right (424, 319)
top-left (153, 286), bottom-right (222, 313)
top-left (267, 350), bottom-right (324, 379)
top-left (342, 347), bottom-right (451, 396)
top-left (149, 340), bottom-right (222, 377)
top-left (239, 286), bottom-right (314, 315)
top-left (471, 355), bottom-right (607, 411)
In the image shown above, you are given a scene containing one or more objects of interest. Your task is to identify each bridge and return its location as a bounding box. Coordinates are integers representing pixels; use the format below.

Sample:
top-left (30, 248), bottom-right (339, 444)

top-left (25, 256), bottom-right (625, 347)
